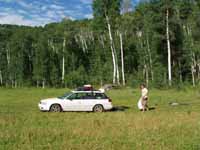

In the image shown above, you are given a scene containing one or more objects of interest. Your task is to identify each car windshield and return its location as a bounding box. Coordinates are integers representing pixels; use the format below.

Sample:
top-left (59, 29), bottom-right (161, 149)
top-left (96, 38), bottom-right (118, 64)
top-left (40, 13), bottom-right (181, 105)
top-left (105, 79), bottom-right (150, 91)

top-left (58, 93), bottom-right (72, 99)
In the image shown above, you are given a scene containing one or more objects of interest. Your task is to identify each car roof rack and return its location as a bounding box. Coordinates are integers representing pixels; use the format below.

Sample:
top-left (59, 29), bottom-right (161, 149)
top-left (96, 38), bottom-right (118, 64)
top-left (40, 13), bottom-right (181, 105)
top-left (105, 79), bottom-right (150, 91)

top-left (75, 85), bottom-right (93, 91)
top-left (72, 85), bottom-right (104, 93)
top-left (72, 90), bottom-right (103, 93)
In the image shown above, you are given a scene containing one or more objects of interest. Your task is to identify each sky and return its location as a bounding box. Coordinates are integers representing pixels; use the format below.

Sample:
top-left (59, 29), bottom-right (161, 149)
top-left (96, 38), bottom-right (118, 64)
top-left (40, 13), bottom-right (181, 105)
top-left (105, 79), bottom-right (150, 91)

top-left (0, 0), bottom-right (139, 26)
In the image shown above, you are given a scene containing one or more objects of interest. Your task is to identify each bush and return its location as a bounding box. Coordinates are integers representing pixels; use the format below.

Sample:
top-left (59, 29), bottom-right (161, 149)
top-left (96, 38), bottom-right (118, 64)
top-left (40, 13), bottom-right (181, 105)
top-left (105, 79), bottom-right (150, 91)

top-left (64, 66), bottom-right (87, 88)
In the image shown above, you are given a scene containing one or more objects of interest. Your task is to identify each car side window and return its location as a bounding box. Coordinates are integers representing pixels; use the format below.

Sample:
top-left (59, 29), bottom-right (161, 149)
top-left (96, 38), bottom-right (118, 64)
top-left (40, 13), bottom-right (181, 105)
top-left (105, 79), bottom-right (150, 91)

top-left (68, 93), bottom-right (107, 100)
top-left (75, 93), bottom-right (87, 99)
top-left (84, 93), bottom-right (95, 99)
top-left (68, 93), bottom-right (88, 100)
top-left (67, 93), bottom-right (77, 100)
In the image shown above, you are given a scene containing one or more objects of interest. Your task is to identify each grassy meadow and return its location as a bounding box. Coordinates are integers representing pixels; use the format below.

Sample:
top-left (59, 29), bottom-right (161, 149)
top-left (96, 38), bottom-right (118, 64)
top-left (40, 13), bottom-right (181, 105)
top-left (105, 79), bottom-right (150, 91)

top-left (0, 87), bottom-right (200, 150)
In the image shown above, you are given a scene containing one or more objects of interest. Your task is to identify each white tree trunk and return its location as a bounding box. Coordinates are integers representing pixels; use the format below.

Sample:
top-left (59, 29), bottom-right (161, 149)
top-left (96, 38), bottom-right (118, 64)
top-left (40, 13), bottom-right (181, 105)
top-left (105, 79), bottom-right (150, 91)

top-left (6, 46), bottom-right (11, 85)
top-left (115, 32), bottom-right (120, 85)
top-left (166, 9), bottom-right (172, 86)
top-left (50, 39), bottom-right (56, 53)
top-left (197, 60), bottom-right (200, 80)
top-left (42, 80), bottom-right (45, 89)
top-left (37, 80), bottom-right (39, 88)
top-left (144, 63), bottom-right (149, 87)
top-left (191, 52), bottom-right (196, 87)
top-left (11, 80), bottom-right (14, 88)
top-left (100, 35), bottom-right (105, 49)
top-left (191, 64), bottom-right (195, 87)
top-left (62, 38), bottom-right (66, 83)
top-left (106, 15), bottom-right (117, 84)
top-left (83, 37), bottom-right (88, 50)
top-left (116, 54), bottom-right (120, 85)
top-left (6, 46), bottom-right (10, 65)
top-left (0, 70), bottom-right (2, 85)
top-left (188, 27), bottom-right (196, 87)
top-left (119, 33), bottom-right (125, 86)
top-left (178, 60), bottom-right (183, 83)
top-left (14, 80), bottom-right (17, 88)
top-left (80, 35), bottom-right (86, 52)
top-left (146, 37), bottom-right (154, 81)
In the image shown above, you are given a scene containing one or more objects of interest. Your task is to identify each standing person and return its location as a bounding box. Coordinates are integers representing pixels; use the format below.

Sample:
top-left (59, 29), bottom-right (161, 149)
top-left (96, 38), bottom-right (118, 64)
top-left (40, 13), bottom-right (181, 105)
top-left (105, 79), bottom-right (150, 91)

top-left (137, 84), bottom-right (149, 112)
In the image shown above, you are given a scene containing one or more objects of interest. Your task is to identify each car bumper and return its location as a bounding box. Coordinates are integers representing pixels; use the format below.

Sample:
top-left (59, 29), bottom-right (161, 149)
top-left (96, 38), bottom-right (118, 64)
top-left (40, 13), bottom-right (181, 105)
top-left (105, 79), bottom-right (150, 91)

top-left (38, 103), bottom-right (49, 111)
top-left (104, 104), bottom-right (113, 110)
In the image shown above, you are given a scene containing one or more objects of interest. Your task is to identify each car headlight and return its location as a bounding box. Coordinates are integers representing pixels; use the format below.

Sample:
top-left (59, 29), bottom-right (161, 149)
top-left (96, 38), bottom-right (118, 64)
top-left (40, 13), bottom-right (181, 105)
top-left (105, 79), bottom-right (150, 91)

top-left (40, 101), bottom-right (47, 105)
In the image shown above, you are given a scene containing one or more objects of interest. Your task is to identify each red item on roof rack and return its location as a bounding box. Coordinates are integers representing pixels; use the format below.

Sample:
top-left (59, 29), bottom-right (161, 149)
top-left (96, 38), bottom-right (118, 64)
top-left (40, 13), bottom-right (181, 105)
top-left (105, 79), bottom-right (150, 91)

top-left (76, 85), bottom-right (94, 91)
top-left (84, 85), bottom-right (93, 91)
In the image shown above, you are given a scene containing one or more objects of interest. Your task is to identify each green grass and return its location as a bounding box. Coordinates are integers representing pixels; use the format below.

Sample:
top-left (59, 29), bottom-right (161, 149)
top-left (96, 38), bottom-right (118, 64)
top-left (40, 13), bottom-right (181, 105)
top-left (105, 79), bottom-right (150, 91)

top-left (0, 87), bottom-right (200, 150)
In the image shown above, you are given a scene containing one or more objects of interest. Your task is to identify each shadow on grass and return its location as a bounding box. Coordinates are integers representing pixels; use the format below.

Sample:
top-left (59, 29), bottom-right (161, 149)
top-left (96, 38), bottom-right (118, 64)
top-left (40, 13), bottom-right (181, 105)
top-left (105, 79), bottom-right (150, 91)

top-left (109, 106), bottom-right (130, 112)
top-left (149, 107), bottom-right (156, 111)
top-left (109, 106), bottom-right (156, 112)
top-left (138, 107), bottom-right (156, 112)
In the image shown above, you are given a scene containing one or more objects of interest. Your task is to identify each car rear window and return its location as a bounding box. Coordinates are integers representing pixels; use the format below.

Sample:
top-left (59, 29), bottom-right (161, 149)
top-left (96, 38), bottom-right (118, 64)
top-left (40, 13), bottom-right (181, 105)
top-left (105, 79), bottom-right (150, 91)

top-left (94, 93), bottom-right (108, 99)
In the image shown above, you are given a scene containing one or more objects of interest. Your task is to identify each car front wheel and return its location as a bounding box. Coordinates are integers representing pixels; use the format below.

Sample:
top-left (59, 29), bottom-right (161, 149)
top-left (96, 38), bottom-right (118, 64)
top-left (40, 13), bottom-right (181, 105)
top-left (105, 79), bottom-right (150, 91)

top-left (50, 104), bottom-right (62, 112)
top-left (93, 104), bottom-right (104, 112)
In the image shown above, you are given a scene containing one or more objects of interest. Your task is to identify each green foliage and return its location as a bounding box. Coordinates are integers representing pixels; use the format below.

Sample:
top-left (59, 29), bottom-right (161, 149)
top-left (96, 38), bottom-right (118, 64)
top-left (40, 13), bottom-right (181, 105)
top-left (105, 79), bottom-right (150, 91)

top-left (65, 66), bottom-right (87, 88)
top-left (0, 1), bottom-right (200, 88)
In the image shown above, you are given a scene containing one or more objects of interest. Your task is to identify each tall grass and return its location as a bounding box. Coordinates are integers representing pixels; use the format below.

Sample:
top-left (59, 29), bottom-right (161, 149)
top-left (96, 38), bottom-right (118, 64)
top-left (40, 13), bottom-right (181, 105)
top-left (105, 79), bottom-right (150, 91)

top-left (0, 87), bottom-right (200, 150)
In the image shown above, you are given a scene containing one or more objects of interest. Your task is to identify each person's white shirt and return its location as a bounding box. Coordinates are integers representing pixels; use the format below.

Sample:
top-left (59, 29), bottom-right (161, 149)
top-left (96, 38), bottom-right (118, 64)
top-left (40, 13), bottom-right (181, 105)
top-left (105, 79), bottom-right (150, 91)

top-left (141, 88), bottom-right (148, 99)
top-left (138, 87), bottom-right (148, 109)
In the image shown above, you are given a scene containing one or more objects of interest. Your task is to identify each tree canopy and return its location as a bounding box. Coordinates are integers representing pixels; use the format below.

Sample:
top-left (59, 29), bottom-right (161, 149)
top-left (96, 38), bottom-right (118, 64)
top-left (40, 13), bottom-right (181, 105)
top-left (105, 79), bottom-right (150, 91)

top-left (0, 0), bottom-right (199, 88)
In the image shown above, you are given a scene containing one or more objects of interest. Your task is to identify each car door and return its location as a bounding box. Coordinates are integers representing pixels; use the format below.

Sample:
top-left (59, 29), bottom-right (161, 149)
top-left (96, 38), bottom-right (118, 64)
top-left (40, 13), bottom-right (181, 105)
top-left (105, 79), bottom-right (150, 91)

top-left (72, 93), bottom-right (86, 111)
top-left (64, 93), bottom-right (85, 111)
top-left (62, 93), bottom-right (79, 111)
top-left (81, 93), bottom-right (96, 111)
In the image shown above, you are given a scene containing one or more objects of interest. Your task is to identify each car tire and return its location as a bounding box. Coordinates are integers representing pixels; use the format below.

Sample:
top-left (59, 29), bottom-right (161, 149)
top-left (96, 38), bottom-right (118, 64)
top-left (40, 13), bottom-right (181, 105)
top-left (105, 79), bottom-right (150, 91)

top-left (50, 104), bottom-right (62, 112)
top-left (93, 104), bottom-right (104, 112)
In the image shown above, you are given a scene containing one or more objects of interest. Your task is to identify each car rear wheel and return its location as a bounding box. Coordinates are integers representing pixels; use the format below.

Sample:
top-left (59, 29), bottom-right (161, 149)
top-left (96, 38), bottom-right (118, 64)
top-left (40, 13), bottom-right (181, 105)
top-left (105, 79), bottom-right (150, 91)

top-left (93, 104), bottom-right (104, 112)
top-left (50, 104), bottom-right (62, 112)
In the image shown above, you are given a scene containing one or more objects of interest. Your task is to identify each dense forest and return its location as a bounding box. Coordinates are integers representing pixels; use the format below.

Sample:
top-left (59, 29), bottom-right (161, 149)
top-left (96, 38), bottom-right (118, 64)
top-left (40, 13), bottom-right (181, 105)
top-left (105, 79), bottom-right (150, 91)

top-left (0, 0), bottom-right (200, 88)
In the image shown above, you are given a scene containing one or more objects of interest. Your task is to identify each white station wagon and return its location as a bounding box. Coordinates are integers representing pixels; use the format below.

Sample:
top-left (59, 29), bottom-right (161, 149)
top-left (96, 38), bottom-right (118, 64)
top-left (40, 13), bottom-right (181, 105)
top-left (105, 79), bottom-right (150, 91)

top-left (38, 91), bottom-right (113, 112)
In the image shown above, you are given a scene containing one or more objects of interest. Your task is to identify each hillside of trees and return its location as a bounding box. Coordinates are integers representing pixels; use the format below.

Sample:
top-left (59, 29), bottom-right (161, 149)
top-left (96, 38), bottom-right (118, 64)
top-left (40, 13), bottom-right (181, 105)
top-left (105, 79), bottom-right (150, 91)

top-left (0, 0), bottom-right (200, 88)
